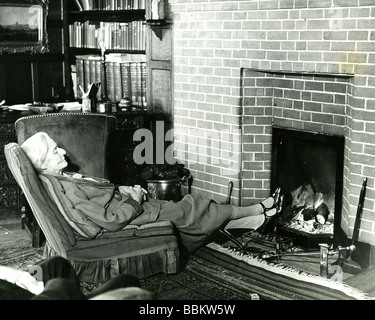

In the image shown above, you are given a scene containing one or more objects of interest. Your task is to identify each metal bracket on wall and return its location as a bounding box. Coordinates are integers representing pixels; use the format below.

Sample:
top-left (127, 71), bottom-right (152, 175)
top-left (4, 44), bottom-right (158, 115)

top-left (146, 21), bottom-right (169, 40)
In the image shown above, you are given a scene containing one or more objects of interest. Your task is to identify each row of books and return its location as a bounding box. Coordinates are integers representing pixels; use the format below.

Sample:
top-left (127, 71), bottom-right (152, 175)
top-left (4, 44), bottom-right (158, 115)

top-left (69, 21), bottom-right (146, 51)
top-left (74, 0), bottom-right (146, 11)
top-left (73, 53), bottom-right (147, 108)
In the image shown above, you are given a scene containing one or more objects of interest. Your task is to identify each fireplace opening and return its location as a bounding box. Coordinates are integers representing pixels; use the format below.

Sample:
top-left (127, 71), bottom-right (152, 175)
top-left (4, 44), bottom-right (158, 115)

top-left (270, 126), bottom-right (345, 248)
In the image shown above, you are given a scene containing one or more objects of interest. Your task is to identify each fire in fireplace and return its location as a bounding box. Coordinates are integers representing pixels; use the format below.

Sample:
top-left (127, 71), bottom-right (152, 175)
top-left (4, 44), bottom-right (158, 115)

top-left (286, 182), bottom-right (333, 231)
top-left (270, 126), bottom-right (345, 248)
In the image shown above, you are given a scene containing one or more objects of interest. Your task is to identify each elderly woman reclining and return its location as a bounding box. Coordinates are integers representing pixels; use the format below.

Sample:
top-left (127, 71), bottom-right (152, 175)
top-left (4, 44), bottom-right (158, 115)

top-left (21, 132), bottom-right (283, 254)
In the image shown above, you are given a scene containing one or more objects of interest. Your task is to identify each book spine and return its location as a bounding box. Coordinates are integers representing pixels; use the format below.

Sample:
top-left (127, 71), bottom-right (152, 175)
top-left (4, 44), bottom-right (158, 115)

top-left (113, 62), bottom-right (123, 102)
top-left (109, 23), bottom-right (114, 50)
top-left (124, 22), bottom-right (129, 50)
top-left (106, 61), bottom-right (115, 101)
top-left (76, 57), bottom-right (84, 99)
top-left (140, 62), bottom-right (147, 108)
top-left (136, 62), bottom-right (142, 107)
top-left (89, 59), bottom-right (96, 85)
top-left (129, 62), bottom-right (137, 106)
top-left (119, 24), bottom-right (124, 50)
top-left (71, 66), bottom-right (78, 100)
top-left (130, 23), bottom-right (134, 51)
top-left (83, 57), bottom-right (90, 91)
top-left (95, 59), bottom-right (102, 99)
top-left (73, 0), bottom-right (83, 11)
top-left (74, 22), bottom-right (81, 48)
top-left (136, 21), bottom-right (140, 50)
top-left (139, 21), bottom-right (144, 51)
top-left (120, 62), bottom-right (131, 100)
top-left (114, 22), bottom-right (120, 49)
top-left (81, 0), bottom-right (90, 11)
top-left (87, 23), bottom-right (95, 48)
top-left (83, 21), bottom-right (88, 48)
top-left (134, 21), bottom-right (137, 50)
top-left (69, 24), bottom-right (74, 47)
top-left (98, 22), bottom-right (105, 49)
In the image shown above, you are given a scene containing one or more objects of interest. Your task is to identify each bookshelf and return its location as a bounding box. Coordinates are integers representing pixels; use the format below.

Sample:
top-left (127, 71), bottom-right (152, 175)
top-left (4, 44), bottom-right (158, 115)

top-left (63, 0), bottom-right (148, 109)
top-left (61, 0), bottom-right (176, 186)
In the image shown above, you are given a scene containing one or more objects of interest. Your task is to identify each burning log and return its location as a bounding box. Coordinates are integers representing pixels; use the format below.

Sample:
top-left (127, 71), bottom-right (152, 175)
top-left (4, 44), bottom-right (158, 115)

top-left (278, 183), bottom-right (334, 234)
top-left (291, 183), bottom-right (315, 210)
top-left (315, 202), bottom-right (329, 225)
top-left (303, 208), bottom-right (316, 220)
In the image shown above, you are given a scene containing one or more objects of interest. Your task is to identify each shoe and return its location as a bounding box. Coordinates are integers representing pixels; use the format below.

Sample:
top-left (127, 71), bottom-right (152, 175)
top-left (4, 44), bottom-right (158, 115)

top-left (259, 187), bottom-right (283, 217)
top-left (256, 188), bottom-right (284, 234)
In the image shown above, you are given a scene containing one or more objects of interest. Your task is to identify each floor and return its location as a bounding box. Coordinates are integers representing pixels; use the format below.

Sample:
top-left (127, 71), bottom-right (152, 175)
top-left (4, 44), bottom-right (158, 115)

top-left (0, 221), bottom-right (44, 271)
top-left (1, 219), bottom-right (375, 299)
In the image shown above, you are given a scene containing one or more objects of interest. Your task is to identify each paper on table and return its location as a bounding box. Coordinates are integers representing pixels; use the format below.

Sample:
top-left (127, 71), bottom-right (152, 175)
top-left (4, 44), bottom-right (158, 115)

top-left (62, 102), bottom-right (82, 111)
top-left (8, 104), bottom-right (29, 111)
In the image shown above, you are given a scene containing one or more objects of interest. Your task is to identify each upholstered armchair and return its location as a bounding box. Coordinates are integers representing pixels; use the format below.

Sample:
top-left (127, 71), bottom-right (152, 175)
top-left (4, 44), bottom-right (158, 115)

top-left (5, 113), bottom-right (180, 283)
top-left (14, 112), bottom-right (116, 246)
top-left (15, 112), bottom-right (114, 179)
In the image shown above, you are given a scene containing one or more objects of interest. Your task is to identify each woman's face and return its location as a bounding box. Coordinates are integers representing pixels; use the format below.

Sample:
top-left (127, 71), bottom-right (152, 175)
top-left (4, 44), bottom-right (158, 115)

top-left (43, 137), bottom-right (68, 175)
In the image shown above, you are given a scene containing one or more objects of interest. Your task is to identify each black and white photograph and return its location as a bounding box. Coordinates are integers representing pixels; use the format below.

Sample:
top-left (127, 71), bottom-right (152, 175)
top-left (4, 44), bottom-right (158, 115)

top-left (0, 0), bottom-right (375, 309)
top-left (0, 0), bottom-right (48, 53)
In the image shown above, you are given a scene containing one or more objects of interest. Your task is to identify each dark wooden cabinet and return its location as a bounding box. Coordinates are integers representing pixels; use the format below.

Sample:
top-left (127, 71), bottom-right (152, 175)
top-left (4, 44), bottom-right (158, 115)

top-left (108, 111), bottom-right (151, 188)
top-left (147, 24), bottom-right (173, 124)
top-left (0, 2), bottom-right (65, 105)
top-left (0, 113), bottom-right (22, 223)
top-left (0, 111), bottom-right (46, 245)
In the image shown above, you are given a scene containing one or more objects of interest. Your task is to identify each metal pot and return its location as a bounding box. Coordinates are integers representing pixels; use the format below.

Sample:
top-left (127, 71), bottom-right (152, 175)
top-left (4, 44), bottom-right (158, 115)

top-left (146, 176), bottom-right (189, 202)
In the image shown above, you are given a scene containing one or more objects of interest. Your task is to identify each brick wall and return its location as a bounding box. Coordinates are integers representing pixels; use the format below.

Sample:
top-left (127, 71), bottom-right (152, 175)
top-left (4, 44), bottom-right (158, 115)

top-left (170, 0), bottom-right (375, 245)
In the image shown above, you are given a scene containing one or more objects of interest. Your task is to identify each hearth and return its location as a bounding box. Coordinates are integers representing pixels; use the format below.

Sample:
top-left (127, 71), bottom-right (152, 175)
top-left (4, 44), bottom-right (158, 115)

top-left (270, 126), bottom-right (345, 249)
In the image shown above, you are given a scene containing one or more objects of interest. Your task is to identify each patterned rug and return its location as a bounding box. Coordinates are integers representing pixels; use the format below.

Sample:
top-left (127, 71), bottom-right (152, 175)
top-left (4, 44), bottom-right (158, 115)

top-left (1, 223), bottom-right (372, 300)
top-left (140, 253), bottom-right (260, 300)
top-left (185, 243), bottom-right (373, 300)
top-left (0, 225), bottom-right (44, 271)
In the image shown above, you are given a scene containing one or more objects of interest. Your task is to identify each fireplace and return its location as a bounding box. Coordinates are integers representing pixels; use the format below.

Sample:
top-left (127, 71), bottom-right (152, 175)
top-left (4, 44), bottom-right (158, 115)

top-left (270, 126), bottom-right (345, 249)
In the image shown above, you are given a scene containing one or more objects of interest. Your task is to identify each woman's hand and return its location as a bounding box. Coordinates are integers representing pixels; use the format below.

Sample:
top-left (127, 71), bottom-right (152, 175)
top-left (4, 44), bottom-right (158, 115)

top-left (119, 185), bottom-right (147, 204)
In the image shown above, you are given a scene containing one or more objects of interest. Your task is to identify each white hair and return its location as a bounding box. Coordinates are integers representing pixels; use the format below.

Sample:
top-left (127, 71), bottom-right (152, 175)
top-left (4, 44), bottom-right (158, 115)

top-left (20, 132), bottom-right (51, 172)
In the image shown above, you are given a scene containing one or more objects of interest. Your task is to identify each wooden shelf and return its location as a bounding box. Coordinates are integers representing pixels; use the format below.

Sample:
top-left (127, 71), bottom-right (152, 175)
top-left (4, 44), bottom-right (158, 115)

top-left (66, 9), bottom-right (146, 23)
top-left (0, 53), bottom-right (64, 64)
top-left (146, 20), bottom-right (172, 40)
top-left (68, 47), bottom-right (146, 55)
